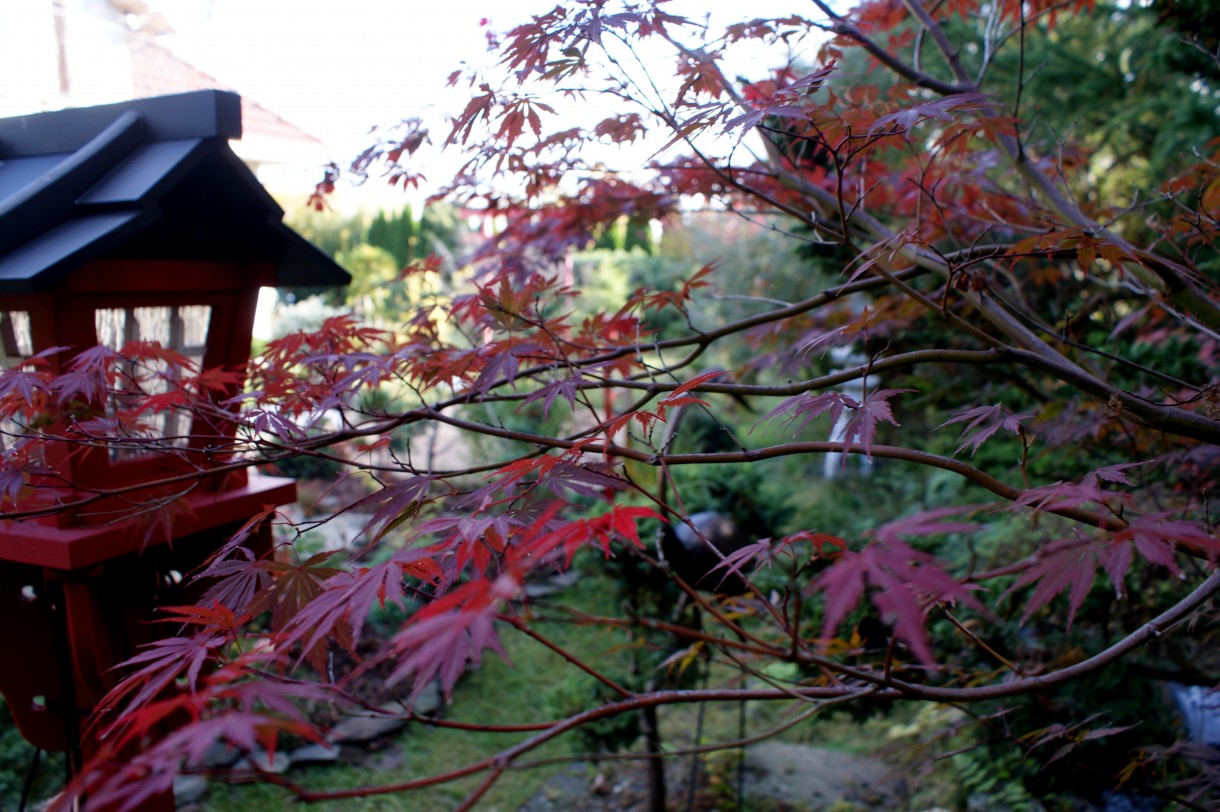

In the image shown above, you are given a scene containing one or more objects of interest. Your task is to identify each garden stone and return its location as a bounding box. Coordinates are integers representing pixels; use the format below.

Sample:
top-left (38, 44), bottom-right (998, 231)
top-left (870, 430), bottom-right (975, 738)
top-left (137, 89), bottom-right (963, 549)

top-left (327, 713), bottom-right (406, 744)
top-left (410, 680), bottom-right (443, 716)
top-left (173, 775), bottom-right (208, 805)
top-left (233, 748), bottom-right (291, 774)
top-left (524, 569), bottom-right (582, 598)
top-left (287, 742), bottom-right (340, 765)
top-left (376, 680), bottom-right (443, 717)
top-left (1101, 790), bottom-right (1164, 812)
top-left (367, 745), bottom-right (406, 771)
top-left (741, 742), bottom-right (905, 809)
top-left (200, 741), bottom-right (241, 768)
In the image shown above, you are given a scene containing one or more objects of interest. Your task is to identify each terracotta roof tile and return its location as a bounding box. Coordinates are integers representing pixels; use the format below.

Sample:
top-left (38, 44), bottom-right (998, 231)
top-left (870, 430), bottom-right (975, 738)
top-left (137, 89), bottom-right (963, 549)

top-left (128, 37), bottom-right (322, 145)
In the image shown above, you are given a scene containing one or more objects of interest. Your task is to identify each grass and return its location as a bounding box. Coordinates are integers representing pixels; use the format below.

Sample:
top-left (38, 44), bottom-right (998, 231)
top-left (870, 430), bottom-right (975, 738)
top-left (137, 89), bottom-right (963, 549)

top-left (198, 568), bottom-right (914, 812)
top-left (201, 574), bottom-right (631, 811)
top-left (0, 696), bottom-right (65, 810)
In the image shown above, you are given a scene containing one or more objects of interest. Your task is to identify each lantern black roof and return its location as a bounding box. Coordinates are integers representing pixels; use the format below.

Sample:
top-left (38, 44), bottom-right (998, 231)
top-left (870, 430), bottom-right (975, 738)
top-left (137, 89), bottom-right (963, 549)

top-left (0, 90), bottom-right (350, 293)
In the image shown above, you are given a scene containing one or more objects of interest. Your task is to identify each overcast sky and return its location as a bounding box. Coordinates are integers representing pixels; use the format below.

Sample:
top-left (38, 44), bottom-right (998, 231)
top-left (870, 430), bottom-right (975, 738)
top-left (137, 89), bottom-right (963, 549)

top-left (161, 0), bottom-right (510, 152)
top-left (156, 1), bottom-right (815, 182)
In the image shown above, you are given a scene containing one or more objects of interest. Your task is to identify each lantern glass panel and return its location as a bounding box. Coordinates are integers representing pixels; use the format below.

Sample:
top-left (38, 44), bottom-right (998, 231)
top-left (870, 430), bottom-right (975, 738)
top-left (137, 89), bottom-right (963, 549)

top-left (0, 311), bottom-right (33, 365)
top-left (0, 310), bottom-right (37, 455)
top-left (95, 305), bottom-right (212, 458)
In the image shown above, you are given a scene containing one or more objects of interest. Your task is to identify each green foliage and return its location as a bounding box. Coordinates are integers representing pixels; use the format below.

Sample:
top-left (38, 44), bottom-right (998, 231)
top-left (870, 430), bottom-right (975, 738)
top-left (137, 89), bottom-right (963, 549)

top-left (1155, 0), bottom-right (1220, 80)
top-left (285, 207), bottom-right (367, 258)
top-left (22, 3), bottom-right (1220, 809)
top-left (0, 696), bottom-right (63, 810)
top-left (283, 203), bottom-right (465, 327)
top-left (458, 400), bottom-right (572, 467)
top-left (544, 672), bottom-right (642, 754)
top-left (662, 400), bottom-right (793, 536)
top-left (775, 460), bottom-right (931, 540)
top-left (592, 215), bottom-right (654, 253)
top-left (951, 746), bottom-right (1046, 812)
top-left (570, 248), bottom-right (641, 317)
top-left (983, 3), bottom-right (1219, 206)
top-left (365, 204), bottom-right (462, 270)
top-left (267, 293), bottom-right (347, 338)
top-left (335, 244), bottom-right (399, 317)
top-left (264, 453), bottom-right (344, 482)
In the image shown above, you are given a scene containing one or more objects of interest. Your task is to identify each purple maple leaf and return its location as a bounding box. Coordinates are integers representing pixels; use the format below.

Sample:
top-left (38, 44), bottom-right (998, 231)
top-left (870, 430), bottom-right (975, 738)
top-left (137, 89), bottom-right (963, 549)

top-left (838, 388), bottom-right (915, 458)
top-left (754, 390), bottom-right (853, 435)
top-left (810, 539), bottom-right (976, 666)
top-left (868, 92), bottom-right (991, 135)
top-left (1006, 532), bottom-right (1124, 626)
top-left (937, 403), bottom-right (1033, 457)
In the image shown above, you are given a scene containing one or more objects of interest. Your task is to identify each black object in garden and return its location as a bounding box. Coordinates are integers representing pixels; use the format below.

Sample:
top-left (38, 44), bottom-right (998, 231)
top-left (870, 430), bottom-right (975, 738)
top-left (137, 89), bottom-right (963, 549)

top-left (660, 510), bottom-right (751, 594)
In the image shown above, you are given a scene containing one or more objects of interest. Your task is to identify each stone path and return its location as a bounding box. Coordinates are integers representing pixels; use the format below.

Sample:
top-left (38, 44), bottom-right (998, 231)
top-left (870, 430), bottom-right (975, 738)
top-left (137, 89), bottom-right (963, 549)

top-left (519, 742), bottom-right (906, 811)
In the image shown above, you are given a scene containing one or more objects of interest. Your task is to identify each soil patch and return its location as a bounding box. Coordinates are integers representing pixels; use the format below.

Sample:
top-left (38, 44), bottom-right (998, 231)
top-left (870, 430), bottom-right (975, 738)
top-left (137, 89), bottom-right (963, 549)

top-left (519, 742), bottom-right (905, 811)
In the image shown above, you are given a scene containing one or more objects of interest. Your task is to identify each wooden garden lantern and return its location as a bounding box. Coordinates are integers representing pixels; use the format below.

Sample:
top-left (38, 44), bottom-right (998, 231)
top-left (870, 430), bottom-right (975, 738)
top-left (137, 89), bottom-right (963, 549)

top-left (0, 90), bottom-right (349, 797)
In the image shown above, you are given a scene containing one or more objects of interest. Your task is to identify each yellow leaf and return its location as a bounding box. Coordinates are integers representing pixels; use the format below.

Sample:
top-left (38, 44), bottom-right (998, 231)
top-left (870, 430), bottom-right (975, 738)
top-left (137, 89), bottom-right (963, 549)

top-left (1077, 244), bottom-right (1097, 275)
top-left (1202, 178), bottom-right (1220, 214)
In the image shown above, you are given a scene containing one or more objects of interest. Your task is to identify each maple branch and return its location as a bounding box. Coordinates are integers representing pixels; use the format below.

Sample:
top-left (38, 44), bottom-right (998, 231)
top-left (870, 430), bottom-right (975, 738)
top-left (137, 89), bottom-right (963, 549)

top-left (510, 685), bottom-right (897, 776)
top-left (1010, 141), bottom-right (1220, 334)
top-left (511, 701), bottom-right (827, 770)
top-left (114, 558), bottom-right (1220, 807)
top-left (500, 615), bottom-right (632, 698)
top-left (940, 606), bottom-right (1028, 677)
top-left (32, 13), bottom-right (1220, 810)
top-left (809, 0), bottom-right (1220, 336)
top-left (788, 172), bottom-right (1092, 369)
top-left (890, 566), bottom-right (1220, 702)
top-left (454, 766), bottom-right (504, 812)
top-left (406, 405), bottom-right (1128, 533)
top-left (597, 348), bottom-right (1006, 398)
top-left (274, 554), bottom-right (1216, 810)
top-left (899, 0), bottom-right (972, 87)
top-left (755, 168), bottom-right (1218, 445)
top-left (0, 267), bottom-right (926, 515)
top-left (478, 265), bottom-right (929, 389)
top-left (1005, 347), bottom-right (1220, 446)
top-left (588, 563), bottom-right (1220, 704)
top-left (532, 604), bottom-right (788, 665)
top-left (808, 0), bottom-right (974, 95)
top-left (11, 338), bottom-right (1211, 528)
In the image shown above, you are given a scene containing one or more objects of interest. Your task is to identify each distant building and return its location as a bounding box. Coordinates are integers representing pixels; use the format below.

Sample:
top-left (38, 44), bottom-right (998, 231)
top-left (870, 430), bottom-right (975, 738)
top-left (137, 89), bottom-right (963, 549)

top-left (0, 0), bottom-right (329, 200)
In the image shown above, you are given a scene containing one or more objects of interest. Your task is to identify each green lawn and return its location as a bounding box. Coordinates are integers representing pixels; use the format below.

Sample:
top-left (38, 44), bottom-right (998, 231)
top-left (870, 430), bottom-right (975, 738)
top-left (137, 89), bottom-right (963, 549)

top-left (198, 572), bottom-right (914, 812)
top-left (202, 578), bottom-right (632, 811)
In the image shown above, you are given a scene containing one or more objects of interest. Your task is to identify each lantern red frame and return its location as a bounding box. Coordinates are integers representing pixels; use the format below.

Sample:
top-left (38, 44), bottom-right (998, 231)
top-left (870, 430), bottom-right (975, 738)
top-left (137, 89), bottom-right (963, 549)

top-left (0, 91), bottom-right (349, 808)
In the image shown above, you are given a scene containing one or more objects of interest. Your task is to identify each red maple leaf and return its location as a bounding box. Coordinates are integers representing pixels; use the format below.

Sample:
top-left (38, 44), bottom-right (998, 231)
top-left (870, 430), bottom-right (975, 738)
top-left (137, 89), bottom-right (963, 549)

top-left (199, 548), bottom-right (271, 615)
top-left (105, 614), bottom-right (230, 711)
top-left (281, 549), bottom-right (440, 658)
top-left (1010, 463), bottom-right (1145, 513)
top-left (380, 575), bottom-right (520, 703)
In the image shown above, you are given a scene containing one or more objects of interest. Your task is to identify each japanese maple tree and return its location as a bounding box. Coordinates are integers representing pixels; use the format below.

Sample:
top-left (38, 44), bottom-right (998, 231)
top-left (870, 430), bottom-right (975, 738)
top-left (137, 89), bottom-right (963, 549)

top-left (4, 0), bottom-right (1218, 809)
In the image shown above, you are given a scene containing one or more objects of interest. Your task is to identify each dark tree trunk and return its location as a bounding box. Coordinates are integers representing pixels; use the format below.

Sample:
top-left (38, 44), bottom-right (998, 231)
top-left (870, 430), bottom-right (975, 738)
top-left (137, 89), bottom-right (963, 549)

top-left (641, 698), bottom-right (667, 812)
